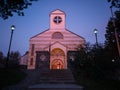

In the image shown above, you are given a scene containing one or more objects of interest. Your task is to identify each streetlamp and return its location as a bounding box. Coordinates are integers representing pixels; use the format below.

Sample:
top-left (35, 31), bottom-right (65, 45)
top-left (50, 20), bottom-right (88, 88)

top-left (6, 25), bottom-right (15, 67)
top-left (93, 28), bottom-right (98, 47)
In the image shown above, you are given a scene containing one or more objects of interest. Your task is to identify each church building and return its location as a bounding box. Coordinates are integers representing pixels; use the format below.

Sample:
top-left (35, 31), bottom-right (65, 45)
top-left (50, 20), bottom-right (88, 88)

top-left (27, 9), bottom-right (85, 69)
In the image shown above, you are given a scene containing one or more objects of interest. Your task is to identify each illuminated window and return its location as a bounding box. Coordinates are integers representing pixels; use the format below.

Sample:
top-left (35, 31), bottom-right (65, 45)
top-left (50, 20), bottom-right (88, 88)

top-left (52, 32), bottom-right (63, 39)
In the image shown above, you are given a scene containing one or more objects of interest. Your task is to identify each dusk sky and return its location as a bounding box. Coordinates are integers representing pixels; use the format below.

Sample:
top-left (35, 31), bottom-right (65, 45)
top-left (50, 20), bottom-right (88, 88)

top-left (0, 0), bottom-right (112, 56)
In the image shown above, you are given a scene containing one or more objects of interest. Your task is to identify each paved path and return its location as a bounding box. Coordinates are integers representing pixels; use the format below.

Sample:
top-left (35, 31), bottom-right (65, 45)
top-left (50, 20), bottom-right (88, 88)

top-left (29, 84), bottom-right (83, 90)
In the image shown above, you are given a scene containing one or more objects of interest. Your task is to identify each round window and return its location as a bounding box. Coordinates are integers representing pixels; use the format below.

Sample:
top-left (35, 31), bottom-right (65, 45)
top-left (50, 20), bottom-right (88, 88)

top-left (53, 16), bottom-right (62, 24)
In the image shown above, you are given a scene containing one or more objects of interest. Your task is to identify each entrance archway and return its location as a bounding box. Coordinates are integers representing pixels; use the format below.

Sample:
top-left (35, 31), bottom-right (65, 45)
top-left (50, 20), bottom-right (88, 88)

top-left (50, 48), bottom-right (65, 69)
top-left (51, 59), bottom-right (63, 69)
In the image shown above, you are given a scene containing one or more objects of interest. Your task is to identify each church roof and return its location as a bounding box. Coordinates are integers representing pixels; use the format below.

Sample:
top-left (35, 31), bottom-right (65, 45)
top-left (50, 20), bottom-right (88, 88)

top-left (30, 29), bottom-right (49, 39)
top-left (50, 9), bottom-right (65, 15)
top-left (30, 28), bottom-right (85, 41)
top-left (66, 29), bottom-right (85, 40)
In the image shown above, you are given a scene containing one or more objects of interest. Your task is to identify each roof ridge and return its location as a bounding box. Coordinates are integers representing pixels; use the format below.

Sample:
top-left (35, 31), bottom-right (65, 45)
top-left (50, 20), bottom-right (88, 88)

top-left (30, 29), bottom-right (49, 39)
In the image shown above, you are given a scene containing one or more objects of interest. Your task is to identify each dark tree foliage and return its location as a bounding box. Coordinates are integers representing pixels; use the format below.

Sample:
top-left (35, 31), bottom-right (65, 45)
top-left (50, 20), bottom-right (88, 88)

top-left (105, 11), bottom-right (120, 58)
top-left (105, 0), bottom-right (120, 58)
top-left (0, 51), bottom-right (4, 60)
top-left (108, 0), bottom-right (120, 8)
top-left (0, 0), bottom-right (37, 20)
top-left (8, 51), bottom-right (21, 67)
top-left (9, 51), bottom-right (21, 61)
top-left (105, 19), bottom-right (118, 58)
top-left (73, 43), bottom-right (120, 81)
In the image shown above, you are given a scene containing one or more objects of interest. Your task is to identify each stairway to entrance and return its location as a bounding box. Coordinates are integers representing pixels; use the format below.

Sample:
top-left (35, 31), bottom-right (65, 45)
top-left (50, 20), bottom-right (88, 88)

top-left (28, 69), bottom-right (83, 90)
top-left (3, 69), bottom-right (83, 90)
top-left (36, 69), bottom-right (75, 84)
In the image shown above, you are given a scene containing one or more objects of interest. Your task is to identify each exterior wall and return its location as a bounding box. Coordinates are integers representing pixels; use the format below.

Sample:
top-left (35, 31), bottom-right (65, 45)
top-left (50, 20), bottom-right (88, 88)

top-left (27, 44), bottom-right (36, 69)
top-left (27, 29), bottom-right (85, 69)
top-left (27, 9), bottom-right (85, 69)
top-left (29, 30), bottom-right (84, 51)
top-left (20, 53), bottom-right (28, 65)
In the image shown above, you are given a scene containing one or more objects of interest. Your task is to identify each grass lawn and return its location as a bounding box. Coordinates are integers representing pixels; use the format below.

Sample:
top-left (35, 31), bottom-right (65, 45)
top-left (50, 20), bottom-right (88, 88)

top-left (0, 68), bottom-right (26, 89)
top-left (75, 73), bottom-right (120, 90)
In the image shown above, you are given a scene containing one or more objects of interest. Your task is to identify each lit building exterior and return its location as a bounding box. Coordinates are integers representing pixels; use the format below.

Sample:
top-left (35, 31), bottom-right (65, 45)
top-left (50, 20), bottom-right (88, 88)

top-left (27, 9), bottom-right (85, 69)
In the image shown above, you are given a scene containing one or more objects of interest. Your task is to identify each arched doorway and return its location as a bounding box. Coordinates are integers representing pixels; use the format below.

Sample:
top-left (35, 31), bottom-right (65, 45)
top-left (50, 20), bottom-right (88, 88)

top-left (51, 59), bottom-right (63, 69)
top-left (50, 48), bottom-right (65, 69)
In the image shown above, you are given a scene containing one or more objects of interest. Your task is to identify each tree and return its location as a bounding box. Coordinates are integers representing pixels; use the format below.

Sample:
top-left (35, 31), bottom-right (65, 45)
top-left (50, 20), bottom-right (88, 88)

top-left (73, 42), bottom-right (119, 80)
top-left (108, 0), bottom-right (120, 8)
top-left (105, 0), bottom-right (120, 58)
top-left (9, 51), bottom-right (20, 60)
top-left (105, 18), bottom-right (119, 58)
top-left (0, 0), bottom-right (37, 20)
top-left (8, 51), bottom-right (21, 67)
top-left (0, 51), bottom-right (4, 60)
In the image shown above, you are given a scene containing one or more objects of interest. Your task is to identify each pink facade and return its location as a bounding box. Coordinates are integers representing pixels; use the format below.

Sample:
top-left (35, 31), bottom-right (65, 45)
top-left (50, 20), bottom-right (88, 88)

top-left (27, 9), bottom-right (85, 69)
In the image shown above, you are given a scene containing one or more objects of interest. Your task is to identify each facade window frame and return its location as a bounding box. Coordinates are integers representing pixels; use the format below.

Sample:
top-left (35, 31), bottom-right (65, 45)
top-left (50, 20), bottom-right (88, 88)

top-left (52, 32), bottom-right (64, 39)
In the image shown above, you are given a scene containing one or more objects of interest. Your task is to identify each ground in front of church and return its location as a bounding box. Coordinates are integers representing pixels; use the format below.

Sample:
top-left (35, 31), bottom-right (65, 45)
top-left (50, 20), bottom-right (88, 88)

top-left (3, 68), bottom-right (83, 90)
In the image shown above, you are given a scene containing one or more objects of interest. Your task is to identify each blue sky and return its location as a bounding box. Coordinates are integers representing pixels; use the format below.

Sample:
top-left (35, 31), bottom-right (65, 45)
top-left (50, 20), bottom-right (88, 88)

top-left (0, 0), bottom-right (111, 56)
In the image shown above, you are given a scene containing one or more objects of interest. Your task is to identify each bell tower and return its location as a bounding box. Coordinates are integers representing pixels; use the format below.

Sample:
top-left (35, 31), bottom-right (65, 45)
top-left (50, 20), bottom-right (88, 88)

top-left (50, 9), bottom-right (66, 30)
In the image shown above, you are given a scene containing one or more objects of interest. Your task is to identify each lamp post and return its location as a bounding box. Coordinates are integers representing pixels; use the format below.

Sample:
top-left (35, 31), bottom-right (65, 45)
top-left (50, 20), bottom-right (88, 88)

top-left (93, 28), bottom-right (98, 47)
top-left (6, 25), bottom-right (15, 67)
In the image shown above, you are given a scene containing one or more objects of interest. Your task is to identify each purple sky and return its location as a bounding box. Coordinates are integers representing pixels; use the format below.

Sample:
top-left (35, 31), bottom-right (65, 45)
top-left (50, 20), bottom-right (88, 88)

top-left (0, 0), bottom-right (111, 56)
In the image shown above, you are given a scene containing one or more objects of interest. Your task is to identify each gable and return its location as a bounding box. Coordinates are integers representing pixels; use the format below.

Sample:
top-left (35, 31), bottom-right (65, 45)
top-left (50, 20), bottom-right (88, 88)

top-left (62, 29), bottom-right (85, 42)
top-left (30, 28), bottom-right (85, 43)
top-left (50, 9), bottom-right (65, 15)
top-left (66, 29), bottom-right (84, 40)
top-left (30, 29), bottom-right (49, 39)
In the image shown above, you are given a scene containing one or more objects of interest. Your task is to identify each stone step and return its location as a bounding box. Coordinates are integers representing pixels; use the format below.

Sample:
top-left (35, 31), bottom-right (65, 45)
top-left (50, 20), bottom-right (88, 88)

top-left (39, 79), bottom-right (74, 82)
top-left (37, 80), bottom-right (74, 84)
top-left (40, 69), bottom-right (74, 78)
top-left (37, 69), bottom-right (75, 84)
top-left (28, 84), bottom-right (83, 90)
top-left (3, 69), bottom-right (84, 90)
top-left (39, 75), bottom-right (73, 79)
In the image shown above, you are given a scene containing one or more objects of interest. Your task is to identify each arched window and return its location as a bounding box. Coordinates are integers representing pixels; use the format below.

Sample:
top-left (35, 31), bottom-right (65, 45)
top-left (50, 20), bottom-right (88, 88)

top-left (52, 32), bottom-right (63, 39)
